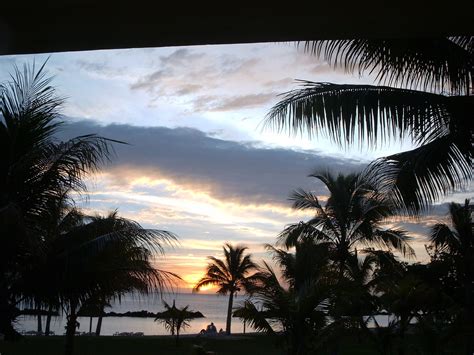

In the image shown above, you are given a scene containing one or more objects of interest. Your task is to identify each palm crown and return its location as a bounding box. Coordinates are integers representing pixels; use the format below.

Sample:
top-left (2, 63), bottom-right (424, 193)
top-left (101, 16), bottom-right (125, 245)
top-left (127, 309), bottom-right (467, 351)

top-left (278, 171), bottom-right (414, 270)
top-left (194, 243), bottom-right (257, 294)
top-left (429, 199), bottom-right (473, 256)
top-left (194, 243), bottom-right (257, 334)
top-left (234, 240), bottom-right (334, 354)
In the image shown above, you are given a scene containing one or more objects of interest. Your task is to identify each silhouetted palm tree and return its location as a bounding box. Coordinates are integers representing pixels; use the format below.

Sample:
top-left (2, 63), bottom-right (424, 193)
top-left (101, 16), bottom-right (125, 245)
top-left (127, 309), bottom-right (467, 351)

top-left (155, 300), bottom-right (197, 345)
top-left (193, 243), bottom-right (257, 335)
top-left (40, 210), bottom-right (177, 355)
top-left (0, 63), bottom-right (117, 339)
top-left (429, 199), bottom-right (474, 353)
top-left (234, 241), bottom-right (334, 355)
top-left (377, 266), bottom-right (433, 355)
top-left (331, 250), bottom-right (382, 336)
top-left (278, 171), bottom-right (414, 275)
top-left (266, 38), bottom-right (473, 213)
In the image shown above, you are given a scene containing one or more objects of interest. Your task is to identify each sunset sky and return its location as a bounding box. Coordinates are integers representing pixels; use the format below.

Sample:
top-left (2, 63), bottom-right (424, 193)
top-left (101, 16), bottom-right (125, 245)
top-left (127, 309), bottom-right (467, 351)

top-left (1, 42), bottom-right (471, 292)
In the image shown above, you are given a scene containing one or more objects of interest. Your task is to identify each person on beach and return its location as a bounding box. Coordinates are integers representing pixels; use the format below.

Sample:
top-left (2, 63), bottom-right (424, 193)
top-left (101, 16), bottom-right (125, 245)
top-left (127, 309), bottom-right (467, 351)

top-left (205, 322), bottom-right (217, 334)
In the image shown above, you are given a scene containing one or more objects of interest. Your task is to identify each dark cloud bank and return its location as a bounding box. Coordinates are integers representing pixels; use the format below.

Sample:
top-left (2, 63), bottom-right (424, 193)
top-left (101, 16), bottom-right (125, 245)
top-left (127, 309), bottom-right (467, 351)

top-left (56, 119), bottom-right (365, 206)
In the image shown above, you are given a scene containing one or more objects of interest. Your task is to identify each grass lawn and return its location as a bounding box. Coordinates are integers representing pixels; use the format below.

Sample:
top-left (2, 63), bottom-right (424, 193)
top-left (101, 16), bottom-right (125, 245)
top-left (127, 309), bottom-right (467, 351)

top-left (0, 333), bottom-right (467, 355)
top-left (1, 334), bottom-right (284, 355)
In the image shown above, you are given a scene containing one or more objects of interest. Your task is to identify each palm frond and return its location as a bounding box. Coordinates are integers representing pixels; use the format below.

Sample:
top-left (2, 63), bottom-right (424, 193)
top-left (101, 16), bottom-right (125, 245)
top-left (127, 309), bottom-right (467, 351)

top-left (265, 82), bottom-right (449, 148)
top-left (289, 188), bottom-right (325, 211)
top-left (276, 221), bottom-right (331, 248)
top-left (370, 229), bottom-right (415, 259)
top-left (429, 199), bottom-right (472, 255)
top-left (369, 134), bottom-right (472, 213)
top-left (233, 300), bottom-right (274, 333)
top-left (429, 223), bottom-right (458, 254)
top-left (301, 38), bottom-right (473, 94)
top-left (207, 256), bottom-right (232, 280)
top-left (0, 60), bottom-right (63, 146)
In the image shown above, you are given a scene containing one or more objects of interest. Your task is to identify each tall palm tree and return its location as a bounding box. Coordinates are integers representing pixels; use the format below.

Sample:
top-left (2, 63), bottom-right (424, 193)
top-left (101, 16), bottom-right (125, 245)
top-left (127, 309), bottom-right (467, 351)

top-left (266, 37), bottom-right (473, 213)
top-left (234, 240), bottom-right (334, 355)
top-left (52, 211), bottom-right (177, 355)
top-left (278, 171), bottom-right (414, 275)
top-left (331, 250), bottom-right (382, 334)
top-left (193, 243), bottom-right (257, 335)
top-left (0, 62), bottom-right (117, 339)
top-left (429, 199), bottom-right (473, 354)
top-left (338, 250), bottom-right (405, 354)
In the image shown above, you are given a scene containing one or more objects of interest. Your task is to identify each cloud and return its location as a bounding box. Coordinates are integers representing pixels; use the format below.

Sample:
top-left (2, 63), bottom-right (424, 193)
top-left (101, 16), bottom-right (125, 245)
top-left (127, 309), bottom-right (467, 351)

top-left (76, 59), bottom-right (127, 79)
top-left (159, 48), bottom-right (206, 67)
top-left (56, 118), bottom-right (366, 207)
top-left (174, 84), bottom-right (203, 96)
top-left (56, 119), bottom-right (472, 269)
top-left (129, 48), bottom-right (208, 93)
top-left (210, 93), bottom-right (277, 111)
top-left (192, 92), bottom-right (278, 112)
top-left (126, 44), bottom-right (352, 111)
top-left (263, 77), bottom-right (296, 88)
top-left (130, 69), bottom-right (169, 91)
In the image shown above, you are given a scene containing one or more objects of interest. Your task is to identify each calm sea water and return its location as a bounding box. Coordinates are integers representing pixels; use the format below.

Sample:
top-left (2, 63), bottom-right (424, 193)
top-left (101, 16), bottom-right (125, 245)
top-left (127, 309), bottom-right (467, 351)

top-left (17, 293), bottom-right (252, 335)
top-left (17, 293), bottom-right (394, 335)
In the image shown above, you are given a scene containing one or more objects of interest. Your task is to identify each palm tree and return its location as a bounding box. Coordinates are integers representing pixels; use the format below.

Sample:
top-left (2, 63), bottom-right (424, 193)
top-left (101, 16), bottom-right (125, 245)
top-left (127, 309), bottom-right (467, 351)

top-left (234, 240), bottom-right (334, 355)
top-left (155, 300), bottom-right (198, 345)
top-left (377, 265), bottom-right (435, 355)
top-left (21, 208), bottom-right (178, 355)
top-left (331, 250), bottom-right (382, 336)
top-left (266, 37), bottom-right (473, 213)
top-left (429, 199), bottom-right (474, 353)
top-left (193, 243), bottom-right (257, 335)
top-left (340, 250), bottom-right (406, 355)
top-left (278, 171), bottom-right (414, 275)
top-left (56, 211), bottom-right (178, 355)
top-left (0, 63), bottom-right (117, 339)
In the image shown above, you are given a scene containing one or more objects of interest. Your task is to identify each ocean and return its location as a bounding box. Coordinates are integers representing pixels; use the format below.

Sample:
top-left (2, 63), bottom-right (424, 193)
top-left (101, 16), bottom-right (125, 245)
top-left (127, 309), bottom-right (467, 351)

top-left (17, 293), bottom-right (252, 336)
top-left (17, 292), bottom-right (394, 336)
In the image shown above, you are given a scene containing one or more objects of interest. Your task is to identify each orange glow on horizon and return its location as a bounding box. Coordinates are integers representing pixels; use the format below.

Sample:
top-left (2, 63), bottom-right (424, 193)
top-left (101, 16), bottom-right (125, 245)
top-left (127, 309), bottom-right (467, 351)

top-left (181, 272), bottom-right (218, 293)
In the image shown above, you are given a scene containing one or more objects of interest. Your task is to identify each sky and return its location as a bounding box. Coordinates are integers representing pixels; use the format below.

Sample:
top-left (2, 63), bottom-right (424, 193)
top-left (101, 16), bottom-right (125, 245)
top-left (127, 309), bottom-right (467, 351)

top-left (1, 42), bottom-right (472, 292)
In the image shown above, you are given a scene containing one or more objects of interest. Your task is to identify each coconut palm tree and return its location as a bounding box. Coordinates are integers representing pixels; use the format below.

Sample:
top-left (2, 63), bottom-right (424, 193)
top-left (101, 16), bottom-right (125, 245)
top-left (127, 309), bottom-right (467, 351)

top-left (339, 250), bottom-right (405, 355)
top-left (266, 37), bottom-right (473, 213)
top-left (193, 243), bottom-right (258, 335)
top-left (278, 171), bottom-right (414, 275)
top-left (429, 199), bottom-right (474, 353)
top-left (0, 62), bottom-right (117, 339)
top-left (155, 300), bottom-right (198, 345)
top-left (331, 250), bottom-right (382, 335)
top-left (50, 211), bottom-right (178, 355)
top-left (234, 240), bottom-right (334, 355)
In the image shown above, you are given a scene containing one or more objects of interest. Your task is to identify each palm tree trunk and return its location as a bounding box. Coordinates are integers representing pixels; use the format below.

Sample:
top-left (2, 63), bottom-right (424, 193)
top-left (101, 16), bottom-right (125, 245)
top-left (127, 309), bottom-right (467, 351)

top-left (36, 306), bottom-right (43, 334)
top-left (36, 301), bottom-right (43, 334)
top-left (65, 300), bottom-right (78, 355)
top-left (89, 316), bottom-right (93, 334)
top-left (95, 315), bottom-right (103, 336)
top-left (175, 328), bottom-right (179, 346)
top-left (398, 315), bottom-right (407, 355)
top-left (95, 301), bottom-right (105, 336)
top-left (44, 319), bottom-right (51, 336)
top-left (0, 287), bottom-right (20, 340)
top-left (226, 292), bottom-right (234, 335)
top-left (45, 306), bottom-right (52, 336)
